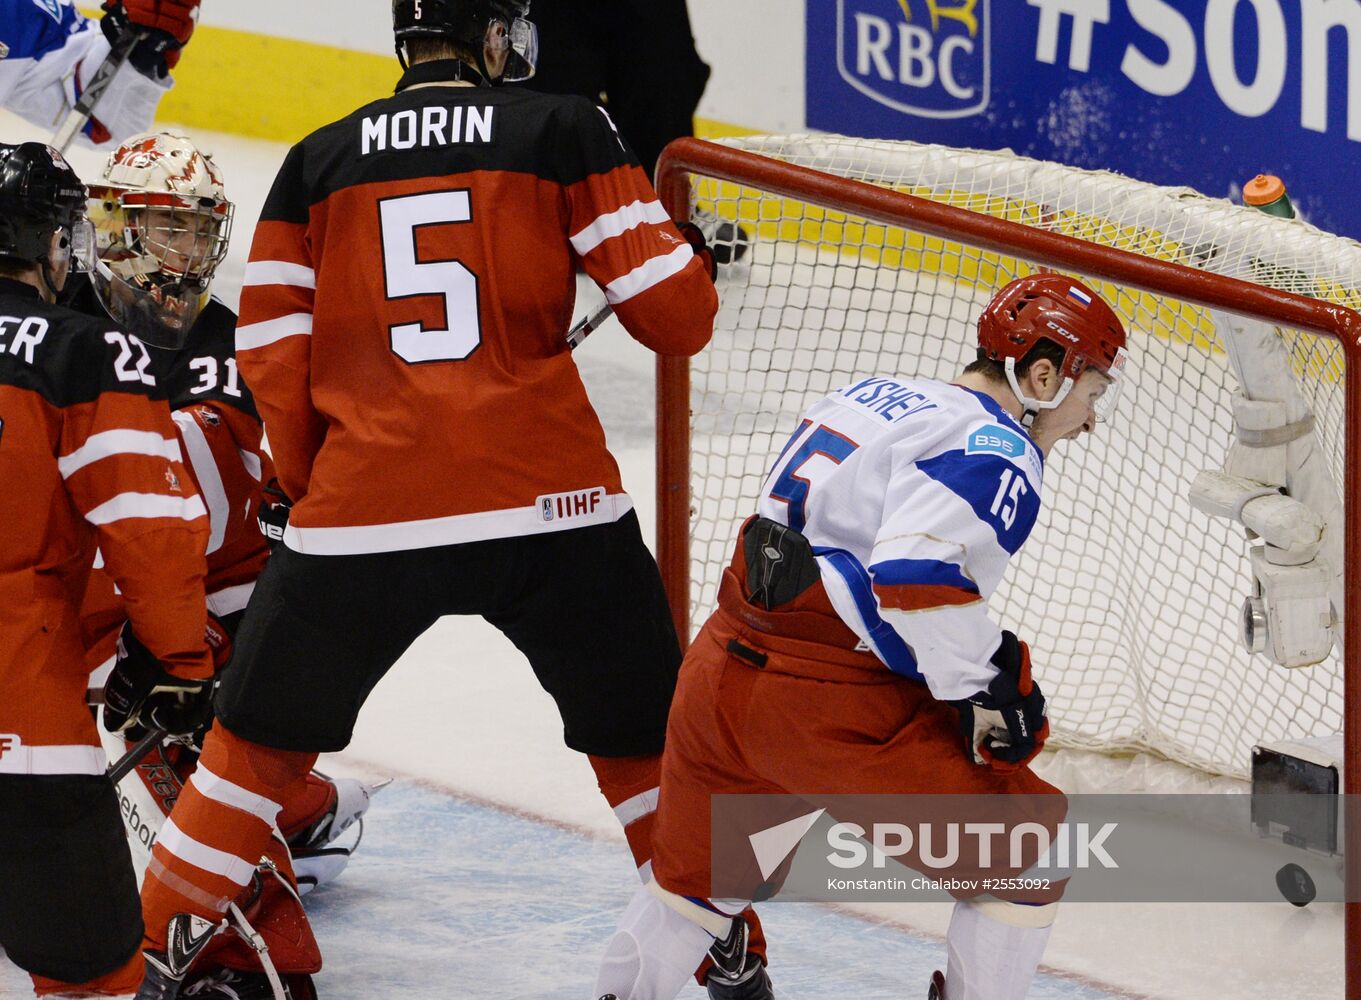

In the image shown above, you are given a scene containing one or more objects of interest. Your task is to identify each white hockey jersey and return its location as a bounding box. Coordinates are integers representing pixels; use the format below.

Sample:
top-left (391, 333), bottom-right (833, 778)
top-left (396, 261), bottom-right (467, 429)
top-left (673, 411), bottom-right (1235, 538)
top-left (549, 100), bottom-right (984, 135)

top-left (0, 0), bottom-right (169, 147)
top-left (756, 376), bottom-right (1044, 701)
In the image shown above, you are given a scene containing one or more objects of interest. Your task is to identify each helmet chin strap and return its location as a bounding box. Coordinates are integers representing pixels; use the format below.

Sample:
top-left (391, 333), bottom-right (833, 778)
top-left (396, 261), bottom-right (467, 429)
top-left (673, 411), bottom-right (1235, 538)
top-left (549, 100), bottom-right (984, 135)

top-left (1004, 357), bottom-right (1073, 429)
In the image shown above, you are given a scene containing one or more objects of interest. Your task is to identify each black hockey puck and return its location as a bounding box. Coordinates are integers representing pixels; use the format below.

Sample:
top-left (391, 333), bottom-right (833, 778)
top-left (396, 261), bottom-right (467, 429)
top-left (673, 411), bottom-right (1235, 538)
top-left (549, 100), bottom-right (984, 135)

top-left (711, 220), bottom-right (750, 265)
top-left (1276, 862), bottom-right (1317, 907)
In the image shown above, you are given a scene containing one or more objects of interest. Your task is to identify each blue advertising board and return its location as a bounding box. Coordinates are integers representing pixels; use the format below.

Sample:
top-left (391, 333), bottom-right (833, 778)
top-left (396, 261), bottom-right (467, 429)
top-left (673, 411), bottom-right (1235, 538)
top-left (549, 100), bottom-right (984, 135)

top-left (807, 0), bottom-right (1361, 239)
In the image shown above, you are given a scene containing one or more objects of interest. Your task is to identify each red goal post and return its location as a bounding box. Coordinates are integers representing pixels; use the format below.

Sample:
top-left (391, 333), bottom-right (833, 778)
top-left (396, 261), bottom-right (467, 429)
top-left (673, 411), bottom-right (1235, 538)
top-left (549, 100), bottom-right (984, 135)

top-left (653, 135), bottom-right (1361, 993)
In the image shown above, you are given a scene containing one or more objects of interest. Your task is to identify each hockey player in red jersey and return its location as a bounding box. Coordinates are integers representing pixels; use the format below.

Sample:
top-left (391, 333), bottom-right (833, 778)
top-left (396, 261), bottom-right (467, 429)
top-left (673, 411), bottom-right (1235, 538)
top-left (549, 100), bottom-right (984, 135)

top-left (593, 275), bottom-right (1130, 1000)
top-left (132, 3), bottom-right (762, 997)
top-left (74, 131), bottom-right (377, 1000)
top-left (0, 140), bottom-right (214, 998)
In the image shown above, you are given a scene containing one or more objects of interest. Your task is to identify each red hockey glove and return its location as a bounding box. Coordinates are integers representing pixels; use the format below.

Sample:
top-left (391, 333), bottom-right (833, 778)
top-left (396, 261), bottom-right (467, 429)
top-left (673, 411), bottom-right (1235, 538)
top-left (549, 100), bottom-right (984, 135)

top-left (677, 220), bottom-right (717, 281)
top-left (949, 631), bottom-right (1049, 773)
top-left (115, 0), bottom-right (196, 43)
top-left (101, 0), bottom-right (196, 75)
top-left (257, 478), bottom-right (292, 550)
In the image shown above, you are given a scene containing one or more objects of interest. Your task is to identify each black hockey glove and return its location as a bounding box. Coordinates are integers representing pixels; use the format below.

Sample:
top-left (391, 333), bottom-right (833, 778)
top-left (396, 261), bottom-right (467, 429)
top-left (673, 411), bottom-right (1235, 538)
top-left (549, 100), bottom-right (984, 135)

top-left (676, 220), bottom-right (717, 281)
top-left (948, 631), bottom-right (1049, 773)
top-left (103, 622), bottom-right (219, 737)
top-left (256, 478), bottom-right (292, 550)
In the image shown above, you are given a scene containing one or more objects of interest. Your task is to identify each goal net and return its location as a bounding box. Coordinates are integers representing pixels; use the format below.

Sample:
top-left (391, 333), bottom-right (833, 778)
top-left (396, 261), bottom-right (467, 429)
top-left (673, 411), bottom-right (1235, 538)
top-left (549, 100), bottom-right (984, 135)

top-left (657, 135), bottom-right (1361, 779)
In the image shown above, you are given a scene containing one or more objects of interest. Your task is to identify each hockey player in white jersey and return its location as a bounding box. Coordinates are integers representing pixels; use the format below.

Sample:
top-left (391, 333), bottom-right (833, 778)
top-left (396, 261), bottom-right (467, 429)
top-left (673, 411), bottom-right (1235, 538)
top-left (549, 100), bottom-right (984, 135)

top-left (593, 274), bottom-right (1129, 1000)
top-left (0, 0), bottom-right (197, 147)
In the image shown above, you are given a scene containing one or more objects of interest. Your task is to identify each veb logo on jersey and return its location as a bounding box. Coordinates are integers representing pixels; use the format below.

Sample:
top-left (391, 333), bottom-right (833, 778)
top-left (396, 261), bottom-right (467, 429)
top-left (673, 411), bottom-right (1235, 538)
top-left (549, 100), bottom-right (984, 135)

top-left (836, 0), bottom-right (989, 119)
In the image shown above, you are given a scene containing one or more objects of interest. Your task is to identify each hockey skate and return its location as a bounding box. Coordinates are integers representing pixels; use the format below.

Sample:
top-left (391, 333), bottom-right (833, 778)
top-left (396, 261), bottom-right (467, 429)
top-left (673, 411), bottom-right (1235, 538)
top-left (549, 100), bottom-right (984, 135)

top-left (135, 913), bottom-right (227, 1000)
top-left (704, 918), bottom-right (774, 1000)
top-left (288, 775), bottom-right (386, 853)
top-left (182, 967), bottom-right (316, 1000)
top-left (288, 775), bottom-right (387, 894)
top-left (927, 970), bottom-right (946, 999)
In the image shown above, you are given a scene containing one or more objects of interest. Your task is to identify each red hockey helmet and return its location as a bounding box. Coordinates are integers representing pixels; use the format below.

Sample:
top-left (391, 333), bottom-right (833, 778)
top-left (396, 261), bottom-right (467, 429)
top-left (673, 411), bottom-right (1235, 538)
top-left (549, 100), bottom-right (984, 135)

top-left (977, 274), bottom-right (1129, 424)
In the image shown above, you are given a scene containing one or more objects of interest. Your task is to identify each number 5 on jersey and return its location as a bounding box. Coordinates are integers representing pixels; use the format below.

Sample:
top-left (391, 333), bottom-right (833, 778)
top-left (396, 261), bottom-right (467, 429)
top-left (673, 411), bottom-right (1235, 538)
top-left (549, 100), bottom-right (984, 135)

top-left (379, 190), bottom-right (483, 364)
top-left (767, 421), bottom-right (860, 532)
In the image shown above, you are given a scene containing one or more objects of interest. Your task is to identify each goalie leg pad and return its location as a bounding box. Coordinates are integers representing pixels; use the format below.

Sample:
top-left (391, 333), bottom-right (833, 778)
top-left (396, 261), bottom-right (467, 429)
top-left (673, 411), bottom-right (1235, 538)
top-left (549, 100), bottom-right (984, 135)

top-left (0, 774), bottom-right (143, 984)
top-left (944, 899), bottom-right (1055, 1000)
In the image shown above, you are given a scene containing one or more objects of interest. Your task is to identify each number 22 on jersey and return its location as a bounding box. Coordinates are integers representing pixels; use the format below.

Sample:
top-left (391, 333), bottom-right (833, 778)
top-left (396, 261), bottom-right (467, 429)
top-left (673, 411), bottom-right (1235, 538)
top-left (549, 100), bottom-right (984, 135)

top-left (766, 420), bottom-right (860, 532)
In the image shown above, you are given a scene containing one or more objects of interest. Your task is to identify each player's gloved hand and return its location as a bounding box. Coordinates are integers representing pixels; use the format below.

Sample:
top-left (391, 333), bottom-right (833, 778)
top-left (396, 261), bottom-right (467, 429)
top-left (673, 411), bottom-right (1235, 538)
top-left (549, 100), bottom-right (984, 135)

top-left (257, 478), bottom-right (292, 549)
top-left (102, 618), bottom-right (227, 736)
top-left (101, 0), bottom-right (197, 76)
top-left (949, 631), bottom-right (1049, 772)
top-left (676, 220), bottom-right (717, 281)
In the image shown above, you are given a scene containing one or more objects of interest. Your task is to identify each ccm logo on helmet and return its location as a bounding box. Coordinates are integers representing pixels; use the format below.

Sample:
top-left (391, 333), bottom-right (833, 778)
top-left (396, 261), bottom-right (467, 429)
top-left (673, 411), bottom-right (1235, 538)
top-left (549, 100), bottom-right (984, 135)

top-left (1045, 319), bottom-right (1078, 343)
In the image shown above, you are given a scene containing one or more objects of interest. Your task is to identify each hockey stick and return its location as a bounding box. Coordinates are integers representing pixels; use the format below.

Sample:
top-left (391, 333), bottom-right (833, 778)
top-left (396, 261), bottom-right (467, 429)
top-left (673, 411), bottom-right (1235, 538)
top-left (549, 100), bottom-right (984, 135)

top-left (106, 726), bottom-right (167, 785)
top-left (566, 298), bottom-right (613, 350)
top-left (51, 16), bottom-right (146, 152)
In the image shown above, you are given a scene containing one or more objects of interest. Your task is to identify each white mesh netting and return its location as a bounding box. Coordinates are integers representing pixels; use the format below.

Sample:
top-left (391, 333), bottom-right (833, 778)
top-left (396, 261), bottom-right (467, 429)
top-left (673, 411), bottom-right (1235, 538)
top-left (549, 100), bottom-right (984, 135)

top-left (681, 134), bottom-right (1361, 778)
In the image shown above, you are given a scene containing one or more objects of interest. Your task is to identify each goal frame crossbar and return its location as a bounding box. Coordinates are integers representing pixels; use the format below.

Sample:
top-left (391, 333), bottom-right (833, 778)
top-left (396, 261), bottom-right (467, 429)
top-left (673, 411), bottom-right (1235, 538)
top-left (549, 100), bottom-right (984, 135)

top-left (653, 136), bottom-right (1361, 996)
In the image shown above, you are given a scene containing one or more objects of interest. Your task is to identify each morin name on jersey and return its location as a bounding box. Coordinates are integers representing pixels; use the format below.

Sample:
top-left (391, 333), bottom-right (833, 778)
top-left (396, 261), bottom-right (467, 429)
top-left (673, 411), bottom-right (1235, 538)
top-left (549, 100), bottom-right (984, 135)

top-left (361, 106), bottom-right (495, 155)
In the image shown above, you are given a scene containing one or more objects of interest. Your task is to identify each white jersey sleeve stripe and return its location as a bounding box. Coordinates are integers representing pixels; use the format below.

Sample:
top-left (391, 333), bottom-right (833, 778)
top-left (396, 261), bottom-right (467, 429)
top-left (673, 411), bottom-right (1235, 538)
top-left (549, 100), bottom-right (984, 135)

top-left (58, 429), bottom-right (182, 478)
top-left (570, 199), bottom-right (671, 256)
top-left (85, 492), bottom-right (207, 526)
top-left (173, 411), bottom-right (228, 555)
top-left (237, 448), bottom-right (263, 481)
top-left (237, 312), bottom-right (313, 352)
top-left (603, 244), bottom-right (694, 305)
top-left (243, 259), bottom-right (316, 289)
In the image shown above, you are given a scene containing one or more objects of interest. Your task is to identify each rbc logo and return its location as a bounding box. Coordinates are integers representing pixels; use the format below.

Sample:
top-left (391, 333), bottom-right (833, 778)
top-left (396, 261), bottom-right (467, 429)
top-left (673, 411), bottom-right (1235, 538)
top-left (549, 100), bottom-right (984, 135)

top-left (836, 0), bottom-right (989, 119)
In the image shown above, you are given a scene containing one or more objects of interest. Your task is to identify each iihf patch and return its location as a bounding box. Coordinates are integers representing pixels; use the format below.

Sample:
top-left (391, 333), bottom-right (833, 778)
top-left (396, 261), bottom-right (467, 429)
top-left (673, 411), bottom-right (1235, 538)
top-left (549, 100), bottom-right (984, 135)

top-left (536, 487), bottom-right (607, 523)
top-left (965, 424), bottom-right (1028, 460)
top-left (0, 41), bottom-right (10, 60)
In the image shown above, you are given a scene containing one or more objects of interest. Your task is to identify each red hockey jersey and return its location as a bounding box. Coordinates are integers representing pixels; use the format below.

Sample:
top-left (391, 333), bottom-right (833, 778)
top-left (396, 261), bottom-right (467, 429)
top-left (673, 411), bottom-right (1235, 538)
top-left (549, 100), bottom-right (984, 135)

top-left (0, 278), bottom-right (211, 770)
top-left (80, 294), bottom-right (274, 669)
top-left (238, 64), bottom-right (716, 555)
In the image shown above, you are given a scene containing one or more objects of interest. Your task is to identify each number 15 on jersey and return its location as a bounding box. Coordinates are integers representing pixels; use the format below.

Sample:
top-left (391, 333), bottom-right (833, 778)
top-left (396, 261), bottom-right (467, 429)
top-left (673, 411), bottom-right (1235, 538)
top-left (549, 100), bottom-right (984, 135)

top-left (765, 421), bottom-right (860, 533)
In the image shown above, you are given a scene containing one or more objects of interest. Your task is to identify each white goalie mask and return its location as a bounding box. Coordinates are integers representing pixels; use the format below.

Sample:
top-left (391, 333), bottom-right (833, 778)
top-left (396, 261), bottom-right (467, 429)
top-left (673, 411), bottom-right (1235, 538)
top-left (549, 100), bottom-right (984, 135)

top-left (87, 132), bottom-right (234, 350)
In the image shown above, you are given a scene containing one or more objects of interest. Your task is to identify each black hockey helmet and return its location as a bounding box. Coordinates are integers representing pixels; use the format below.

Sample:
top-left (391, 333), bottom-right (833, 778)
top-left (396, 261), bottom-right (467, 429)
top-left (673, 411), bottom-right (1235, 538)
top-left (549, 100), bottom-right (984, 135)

top-left (0, 142), bottom-right (90, 264)
top-left (392, 0), bottom-right (537, 83)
